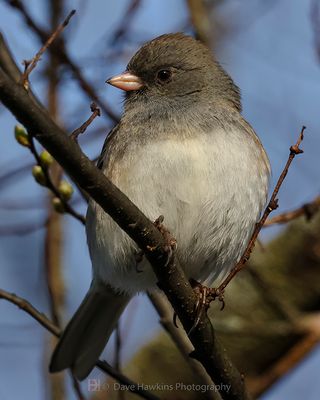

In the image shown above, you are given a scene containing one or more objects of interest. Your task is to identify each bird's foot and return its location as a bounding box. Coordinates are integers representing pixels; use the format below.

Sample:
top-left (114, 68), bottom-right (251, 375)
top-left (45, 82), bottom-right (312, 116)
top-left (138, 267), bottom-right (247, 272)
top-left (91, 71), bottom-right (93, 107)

top-left (135, 215), bottom-right (177, 272)
top-left (154, 215), bottom-right (177, 266)
top-left (188, 279), bottom-right (225, 335)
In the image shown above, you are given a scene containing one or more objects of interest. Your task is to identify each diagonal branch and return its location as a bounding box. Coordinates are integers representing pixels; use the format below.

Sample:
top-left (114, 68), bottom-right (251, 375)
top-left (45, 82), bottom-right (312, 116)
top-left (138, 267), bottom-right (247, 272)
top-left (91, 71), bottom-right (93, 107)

top-left (0, 288), bottom-right (159, 400)
top-left (263, 195), bottom-right (320, 226)
top-left (216, 127), bottom-right (305, 296)
top-left (6, 0), bottom-right (120, 123)
top-left (70, 102), bottom-right (101, 141)
top-left (0, 43), bottom-right (249, 400)
top-left (148, 293), bottom-right (220, 400)
top-left (20, 9), bottom-right (76, 88)
top-left (27, 133), bottom-right (86, 224)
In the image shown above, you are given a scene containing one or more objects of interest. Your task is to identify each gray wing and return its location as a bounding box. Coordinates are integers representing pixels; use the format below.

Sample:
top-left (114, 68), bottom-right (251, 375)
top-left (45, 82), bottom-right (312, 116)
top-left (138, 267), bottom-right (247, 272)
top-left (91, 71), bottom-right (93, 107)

top-left (96, 124), bottom-right (119, 170)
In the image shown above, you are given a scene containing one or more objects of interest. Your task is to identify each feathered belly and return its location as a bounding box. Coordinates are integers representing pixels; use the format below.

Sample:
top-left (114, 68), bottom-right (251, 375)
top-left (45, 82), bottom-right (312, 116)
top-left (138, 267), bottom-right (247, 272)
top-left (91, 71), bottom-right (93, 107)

top-left (86, 134), bottom-right (270, 295)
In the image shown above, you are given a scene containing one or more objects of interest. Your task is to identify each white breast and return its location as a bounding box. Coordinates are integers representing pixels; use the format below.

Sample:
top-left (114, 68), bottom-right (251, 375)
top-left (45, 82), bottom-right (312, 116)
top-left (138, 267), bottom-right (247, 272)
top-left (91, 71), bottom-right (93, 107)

top-left (86, 125), bottom-right (270, 295)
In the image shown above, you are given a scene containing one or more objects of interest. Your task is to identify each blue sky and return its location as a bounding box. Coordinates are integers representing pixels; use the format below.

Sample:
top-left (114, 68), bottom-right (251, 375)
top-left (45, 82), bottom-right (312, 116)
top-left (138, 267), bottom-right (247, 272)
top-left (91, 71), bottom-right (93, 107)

top-left (0, 0), bottom-right (319, 399)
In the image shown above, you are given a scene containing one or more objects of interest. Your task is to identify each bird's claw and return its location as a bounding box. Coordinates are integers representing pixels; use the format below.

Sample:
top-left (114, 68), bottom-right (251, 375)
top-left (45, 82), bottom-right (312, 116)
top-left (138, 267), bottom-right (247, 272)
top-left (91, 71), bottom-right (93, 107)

top-left (153, 215), bottom-right (177, 267)
top-left (188, 280), bottom-right (226, 334)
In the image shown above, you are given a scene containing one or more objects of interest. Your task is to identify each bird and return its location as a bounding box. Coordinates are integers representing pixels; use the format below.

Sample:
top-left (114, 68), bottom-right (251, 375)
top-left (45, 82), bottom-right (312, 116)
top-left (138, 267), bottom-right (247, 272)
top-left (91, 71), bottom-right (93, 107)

top-left (50, 32), bottom-right (270, 380)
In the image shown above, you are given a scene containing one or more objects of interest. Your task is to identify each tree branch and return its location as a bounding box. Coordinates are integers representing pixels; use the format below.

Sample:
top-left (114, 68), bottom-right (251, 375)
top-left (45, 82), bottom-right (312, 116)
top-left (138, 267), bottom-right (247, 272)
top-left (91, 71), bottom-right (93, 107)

top-left (20, 9), bottom-right (76, 88)
top-left (0, 40), bottom-right (249, 400)
top-left (6, 0), bottom-right (120, 123)
top-left (263, 195), bottom-right (320, 226)
top-left (0, 33), bottom-right (21, 80)
top-left (186, 0), bottom-right (211, 45)
top-left (70, 102), bottom-right (101, 141)
top-left (27, 132), bottom-right (86, 224)
top-left (216, 127), bottom-right (305, 296)
top-left (148, 293), bottom-right (220, 400)
top-left (0, 288), bottom-right (159, 400)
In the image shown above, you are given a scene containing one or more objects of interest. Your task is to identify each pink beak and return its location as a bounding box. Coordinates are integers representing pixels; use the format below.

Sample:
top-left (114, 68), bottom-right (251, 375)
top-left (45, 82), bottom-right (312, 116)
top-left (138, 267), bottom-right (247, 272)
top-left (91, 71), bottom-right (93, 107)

top-left (106, 71), bottom-right (143, 91)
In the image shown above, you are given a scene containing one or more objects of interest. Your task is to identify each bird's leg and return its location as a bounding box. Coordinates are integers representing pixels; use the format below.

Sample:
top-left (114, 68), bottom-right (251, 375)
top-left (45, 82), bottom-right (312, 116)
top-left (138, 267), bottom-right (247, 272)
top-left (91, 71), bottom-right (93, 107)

top-left (136, 215), bottom-right (177, 272)
top-left (172, 280), bottom-right (217, 331)
top-left (152, 216), bottom-right (226, 332)
top-left (153, 215), bottom-right (180, 327)
top-left (188, 279), bottom-right (225, 334)
top-left (153, 215), bottom-right (177, 266)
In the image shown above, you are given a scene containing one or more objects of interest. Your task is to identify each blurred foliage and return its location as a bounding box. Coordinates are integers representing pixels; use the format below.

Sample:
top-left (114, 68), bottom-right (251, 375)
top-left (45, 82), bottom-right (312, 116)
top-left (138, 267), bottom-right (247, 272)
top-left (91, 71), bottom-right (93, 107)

top-left (93, 215), bottom-right (320, 399)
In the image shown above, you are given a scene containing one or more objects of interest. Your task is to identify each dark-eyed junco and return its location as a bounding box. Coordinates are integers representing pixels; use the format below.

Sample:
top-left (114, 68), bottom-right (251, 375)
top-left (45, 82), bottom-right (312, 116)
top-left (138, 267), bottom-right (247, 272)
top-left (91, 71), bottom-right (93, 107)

top-left (50, 33), bottom-right (270, 379)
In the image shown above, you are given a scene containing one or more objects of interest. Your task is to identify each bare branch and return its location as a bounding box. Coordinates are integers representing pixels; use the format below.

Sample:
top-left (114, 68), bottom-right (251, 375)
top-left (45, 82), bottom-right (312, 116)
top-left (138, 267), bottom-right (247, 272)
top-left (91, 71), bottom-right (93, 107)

top-left (0, 45), bottom-right (249, 400)
top-left (20, 9), bottom-right (76, 89)
top-left (0, 288), bottom-right (60, 335)
top-left (0, 288), bottom-right (160, 400)
top-left (263, 195), bottom-right (320, 226)
top-left (0, 32), bottom-right (42, 107)
top-left (216, 127), bottom-right (306, 296)
top-left (27, 133), bottom-right (86, 224)
top-left (149, 293), bottom-right (220, 400)
top-left (71, 102), bottom-right (101, 141)
top-left (0, 33), bottom-right (21, 80)
top-left (6, 0), bottom-right (120, 123)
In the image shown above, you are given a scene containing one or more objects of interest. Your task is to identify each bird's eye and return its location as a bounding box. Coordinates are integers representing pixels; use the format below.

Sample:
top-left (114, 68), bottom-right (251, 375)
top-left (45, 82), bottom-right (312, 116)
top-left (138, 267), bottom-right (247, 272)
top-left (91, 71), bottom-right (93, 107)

top-left (157, 69), bottom-right (172, 83)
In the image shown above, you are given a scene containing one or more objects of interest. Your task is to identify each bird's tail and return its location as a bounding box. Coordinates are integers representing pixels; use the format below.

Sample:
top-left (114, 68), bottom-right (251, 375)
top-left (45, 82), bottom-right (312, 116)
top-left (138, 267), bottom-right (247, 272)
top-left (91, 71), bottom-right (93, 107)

top-left (49, 281), bottom-right (130, 380)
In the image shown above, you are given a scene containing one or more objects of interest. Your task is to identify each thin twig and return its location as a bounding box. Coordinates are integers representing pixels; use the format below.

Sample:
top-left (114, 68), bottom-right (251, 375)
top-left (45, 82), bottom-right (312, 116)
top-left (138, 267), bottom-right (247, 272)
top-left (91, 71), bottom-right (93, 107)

top-left (28, 133), bottom-right (86, 224)
top-left (0, 288), bottom-right (160, 400)
top-left (7, 0), bottom-right (120, 123)
top-left (0, 288), bottom-right (60, 335)
top-left (0, 32), bottom-right (21, 81)
top-left (0, 136), bottom-right (103, 190)
top-left (216, 126), bottom-right (306, 296)
top-left (71, 102), bottom-right (101, 141)
top-left (263, 195), bottom-right (320, 226)
top-left (20, 9), bottom-right (76, 89)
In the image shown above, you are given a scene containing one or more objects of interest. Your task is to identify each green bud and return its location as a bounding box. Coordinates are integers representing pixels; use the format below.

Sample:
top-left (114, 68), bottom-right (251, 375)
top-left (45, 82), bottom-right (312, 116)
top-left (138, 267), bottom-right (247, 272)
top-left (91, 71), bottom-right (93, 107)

top-left (14, 125), bottom-right (30, 147)
top-left (32, 165), bottom-right (47, 186)
top-left (58, 180), bottom-right (73, 201)
top-left (39, 150), bottom-right (53, 167)
top-left (52, 197), bottom-right (65, 213)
